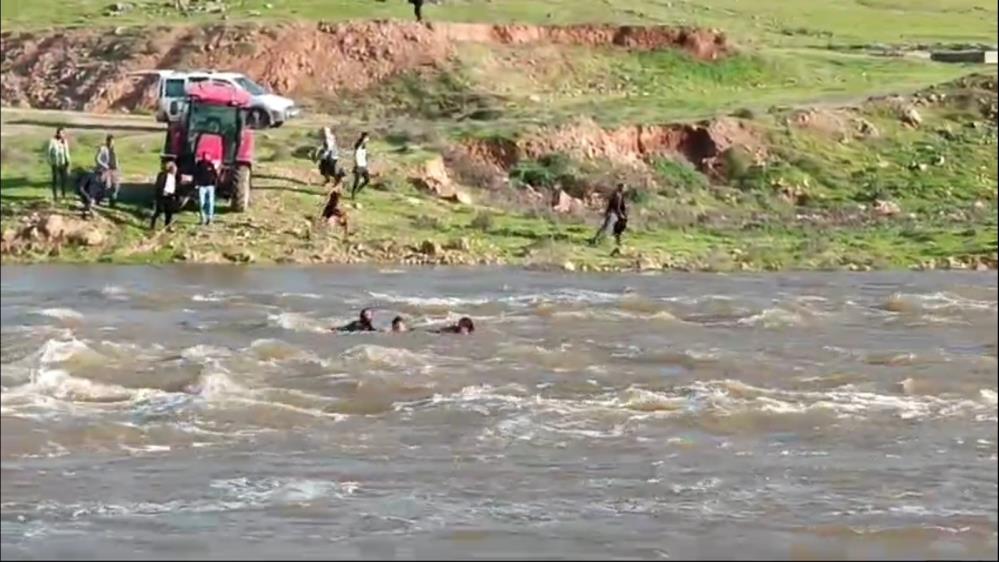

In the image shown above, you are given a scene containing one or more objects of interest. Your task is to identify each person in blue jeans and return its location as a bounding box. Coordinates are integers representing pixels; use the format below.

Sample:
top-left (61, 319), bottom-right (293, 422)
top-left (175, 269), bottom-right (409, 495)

top-left (193, 153), bottom-right (218, 225)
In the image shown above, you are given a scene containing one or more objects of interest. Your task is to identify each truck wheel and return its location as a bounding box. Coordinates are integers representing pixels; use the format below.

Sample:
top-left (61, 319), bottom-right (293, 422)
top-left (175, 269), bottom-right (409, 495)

top-left (232, 164), bottom-right (251, 212)
top-left (249, 109), bottom-right (270, 129)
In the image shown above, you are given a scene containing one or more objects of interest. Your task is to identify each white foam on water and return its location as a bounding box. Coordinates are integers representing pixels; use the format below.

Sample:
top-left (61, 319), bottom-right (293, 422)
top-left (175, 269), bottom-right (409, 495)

top-left (180, 344), bottom-right (232, 362)
top-left (100, 285), bottom-right (129, 300)
top-left (736, 307), bottom-right (806, 328)
top-left (340, 344), bottom-right (436, 372)
top-left (268, 311), bottom-right (329, 333)
top-left (368, 292), bottom-right (492, 307)
top-left (34, 308), bottom-right (84, 321)
top-left (210, 476), bottom-right (358, 504)
top-left (191, 292), bottom-right (230, 303)
top-left (884, 291), bottom-right (997, 313)
top-left (277, 292), bottom-right (322, 299)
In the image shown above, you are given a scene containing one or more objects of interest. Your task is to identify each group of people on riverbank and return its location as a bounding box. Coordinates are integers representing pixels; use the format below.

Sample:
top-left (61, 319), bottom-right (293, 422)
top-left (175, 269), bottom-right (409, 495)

top-left (310, 126), bottom-right (630, 247)
top-left (311, 128), bottom-right (374, 238)
top-left (332, 308), bottom-right (475, 335)
top-left (46, 128), bottom-right (120, 216)
top-left (44, 117), bottom-right (630, 250)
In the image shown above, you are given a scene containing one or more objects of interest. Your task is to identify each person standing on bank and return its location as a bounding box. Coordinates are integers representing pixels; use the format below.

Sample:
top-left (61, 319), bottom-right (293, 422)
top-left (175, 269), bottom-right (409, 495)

top-left (589, 183), bottom-right (629, 247)
top-left (94, 134), bottom-right (121, 207)
top-left (193, 153), bottom-right (218, 226)
top-left (46, 127), bottom-right (72, 201)
top-left (409, 0), bottom-right (425, 22)
top-left (351, 132), bottom-right (371, 200)
top-left (150, 161), bottom-right (180, 230)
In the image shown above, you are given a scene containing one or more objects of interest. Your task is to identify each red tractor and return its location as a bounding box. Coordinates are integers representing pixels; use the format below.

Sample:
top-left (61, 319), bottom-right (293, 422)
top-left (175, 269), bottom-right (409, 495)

top-left (162, 82), bottom-right (254, 211)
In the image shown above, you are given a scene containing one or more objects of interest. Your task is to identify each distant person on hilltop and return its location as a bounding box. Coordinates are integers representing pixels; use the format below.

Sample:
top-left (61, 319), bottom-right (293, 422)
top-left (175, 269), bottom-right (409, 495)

top-left (350, 132), bottom-right (371, 200)
top-left (46, 127), bottom-right (71, 201)
top-left (409, 0), bottom-right (425, 22)
top-left (94, 134), bottom-right (121, 208)
top-left (589, 183), bottom-right (629, 248)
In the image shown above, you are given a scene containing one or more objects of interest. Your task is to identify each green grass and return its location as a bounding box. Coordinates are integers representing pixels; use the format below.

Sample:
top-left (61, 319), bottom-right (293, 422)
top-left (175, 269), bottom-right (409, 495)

top-left (3, 77), bottom-right (996, 271)
top-left (3, 0), bottom-right (996, 48)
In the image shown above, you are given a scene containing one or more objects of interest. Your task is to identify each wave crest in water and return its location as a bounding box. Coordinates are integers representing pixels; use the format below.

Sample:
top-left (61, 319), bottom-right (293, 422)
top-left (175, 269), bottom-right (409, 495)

top-left (34, 308), bottom-right (84, 321)
top-left (882, 292), bottom-right (997, 314)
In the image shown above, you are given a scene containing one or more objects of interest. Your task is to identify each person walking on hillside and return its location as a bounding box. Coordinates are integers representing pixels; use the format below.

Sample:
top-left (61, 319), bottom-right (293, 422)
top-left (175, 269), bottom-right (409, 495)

top-left (350, 132), bottom-right (371, 200)
top-left (409, 0), bottom-right (425, 22)
top-left (315, 127), bottom-right (345, 187)
top-left (94, 134), bottom-right (121, 207)
top-left (150, 161), bottom-right (180, 230)
top-left (193, 153), bottom-right (218, 226)
top-left (46, 127), bottom-right (71, 201)
top-left (589, 183), bottom-right (629, 248)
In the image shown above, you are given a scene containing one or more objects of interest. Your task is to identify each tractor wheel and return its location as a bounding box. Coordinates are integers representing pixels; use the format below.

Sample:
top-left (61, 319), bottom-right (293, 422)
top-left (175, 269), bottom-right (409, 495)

top-left (232, 164), bottom-right (251, 212)
top-left (248, 109), bottom-right (270, 130)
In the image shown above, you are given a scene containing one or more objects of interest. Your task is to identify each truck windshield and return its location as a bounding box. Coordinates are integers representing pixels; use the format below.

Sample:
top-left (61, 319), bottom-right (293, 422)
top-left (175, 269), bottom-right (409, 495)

top-left (188, 103), bottom-right (239, 155)
top-left (235, 77), bottom-right (267, 96)
top-left (164, 79), bottom-right (186, 97)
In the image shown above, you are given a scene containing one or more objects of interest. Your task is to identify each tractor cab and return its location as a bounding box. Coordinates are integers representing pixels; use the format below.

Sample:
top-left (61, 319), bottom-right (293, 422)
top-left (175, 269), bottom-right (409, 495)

top-left (163, 82), bottom-right (255, 211)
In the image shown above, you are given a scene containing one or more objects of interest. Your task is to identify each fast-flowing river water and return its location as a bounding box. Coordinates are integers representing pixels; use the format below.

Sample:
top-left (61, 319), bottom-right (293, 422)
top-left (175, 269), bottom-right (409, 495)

top-left (1, 266), bottom-right (996, 560)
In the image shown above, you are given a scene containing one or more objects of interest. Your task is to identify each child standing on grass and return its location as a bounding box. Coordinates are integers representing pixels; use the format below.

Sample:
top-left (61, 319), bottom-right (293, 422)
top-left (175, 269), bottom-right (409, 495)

top-left (319, 188), bottom-right (350, 239)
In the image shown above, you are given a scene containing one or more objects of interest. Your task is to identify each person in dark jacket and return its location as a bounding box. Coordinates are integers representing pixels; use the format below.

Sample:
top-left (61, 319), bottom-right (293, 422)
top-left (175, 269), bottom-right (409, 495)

top-left (589, 183), bottom-right (628, 247)
top-left (74, 167), bottom-right (105, 218)
top-left (193, 153), bottom-right (218, 226)
top-left (409, 0), bottom-right (425, 22)
top-left (150, 161), bottom-right (180, 230)
top-left (320, 188), bottom-right (350, 237)
top-left (333, 308), bottom-right (376, 332)
top-left (434, 316), bottom-right (475, 334)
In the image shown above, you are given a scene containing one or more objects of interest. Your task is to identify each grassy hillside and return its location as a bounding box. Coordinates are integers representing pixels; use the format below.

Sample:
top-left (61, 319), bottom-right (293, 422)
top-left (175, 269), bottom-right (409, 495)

top-left (3, 74), bottom-right (996, 270)
top-left (1, 0), bottom-right (996, 271)
top-left (2, 0), bottom-right (996, 48)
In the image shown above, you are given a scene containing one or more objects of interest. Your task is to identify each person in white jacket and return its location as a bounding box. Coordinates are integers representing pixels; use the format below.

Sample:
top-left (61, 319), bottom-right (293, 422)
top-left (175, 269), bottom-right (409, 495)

top-left (350, 132), bottom-right (371, 200)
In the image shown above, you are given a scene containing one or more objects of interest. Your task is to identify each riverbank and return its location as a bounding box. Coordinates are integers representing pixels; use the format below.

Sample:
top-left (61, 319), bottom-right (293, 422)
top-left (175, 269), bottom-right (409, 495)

top-left (2, 72), bottom-right (996, 272)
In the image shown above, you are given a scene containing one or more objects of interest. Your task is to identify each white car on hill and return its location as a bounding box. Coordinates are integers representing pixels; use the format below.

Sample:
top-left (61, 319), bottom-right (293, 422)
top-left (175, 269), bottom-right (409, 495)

top-left (146, 70), bottom-right (300, 129)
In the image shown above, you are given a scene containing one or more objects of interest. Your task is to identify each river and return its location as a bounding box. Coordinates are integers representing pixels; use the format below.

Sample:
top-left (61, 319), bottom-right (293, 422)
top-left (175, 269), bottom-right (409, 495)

top-left (1, 266), bottom-right (996, 560)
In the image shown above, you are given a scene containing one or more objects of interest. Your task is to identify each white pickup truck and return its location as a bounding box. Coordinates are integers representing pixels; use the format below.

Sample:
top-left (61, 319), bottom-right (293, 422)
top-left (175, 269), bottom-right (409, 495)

top-left (149, 70), bottom-right (300, 129)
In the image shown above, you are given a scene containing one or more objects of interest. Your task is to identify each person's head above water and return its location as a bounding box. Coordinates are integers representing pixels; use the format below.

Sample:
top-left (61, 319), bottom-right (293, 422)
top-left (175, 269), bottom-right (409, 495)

top-left (457, 317), bottom-right (475, 334)
top-left (360, 308), bottom-right (374, 326)
top-left (391, 316), bottom-right (408, 332)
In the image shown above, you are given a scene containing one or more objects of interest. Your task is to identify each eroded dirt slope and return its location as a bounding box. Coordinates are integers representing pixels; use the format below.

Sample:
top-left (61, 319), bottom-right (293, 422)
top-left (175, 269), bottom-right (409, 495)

top-left (0, 21), bottom-right (728, 111)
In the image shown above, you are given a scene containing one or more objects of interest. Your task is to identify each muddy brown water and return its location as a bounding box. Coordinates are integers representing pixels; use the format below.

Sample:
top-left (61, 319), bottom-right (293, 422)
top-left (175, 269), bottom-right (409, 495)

top-left (1, 266), bottom-right (996, 560)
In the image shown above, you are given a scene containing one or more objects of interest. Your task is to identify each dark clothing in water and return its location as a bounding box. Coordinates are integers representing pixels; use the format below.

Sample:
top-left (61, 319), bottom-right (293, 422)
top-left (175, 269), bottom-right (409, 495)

top-left (337, 319), bottom-right (375, 332)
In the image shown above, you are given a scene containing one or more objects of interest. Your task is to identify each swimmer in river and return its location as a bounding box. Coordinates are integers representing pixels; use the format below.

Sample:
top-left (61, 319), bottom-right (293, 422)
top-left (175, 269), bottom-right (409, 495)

top-left (332, 308), bottom-right (376, 332)
top-left (434, 316), bottom-right (475, 334)
top-left (389, 316), bottom-right (408, 333)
